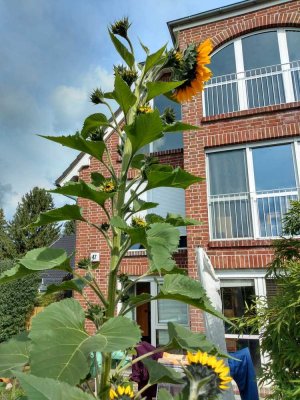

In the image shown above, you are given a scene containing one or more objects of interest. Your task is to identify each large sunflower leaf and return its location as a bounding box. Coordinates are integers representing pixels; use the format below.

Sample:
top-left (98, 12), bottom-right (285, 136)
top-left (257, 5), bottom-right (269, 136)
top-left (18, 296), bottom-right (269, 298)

top-left (50, 180), bottom-right (114, 207)
top-left (0, 332), bottom-right (29, 378)
top-left (29, 299), bottom-right (93, 384)
top-left (109, 30), bottom-right (134, 68)
top-left (156, 274), bottom-right (228, 321)
top-left (113, 73), bottom-right (137, 115)
top-left (45, 278), bottom-right (86, 296)
top-left (31, 205), bottom-right (85, 227)
top-left (142, 358), bottom-right (184, 385)
top-left (163, 121), bottom-right (200, 133)
top-left (0, 264), bottom-right (32, 285)
top-left (15, 372), bottom-right (95, 400)
top-left (146, 165), bottom-right (203, 190)
top-left (124, 110), bottom-right (163, 153)
top-left (97, 316), bottom-right (141, 352)
top-left (40, 133), bottom-right (106, 161)
top-left (19, 247), bottom-right (72, 272)
top-left (146, 223), bottom-right (180, 272)
top-left (167, 323), bottom-right (227, 357)
top-left (110, 216), bottom-right (147, 245)
top-left (81, 113), bottom-right (109, 139)
top-left (146, 81), bottom-right (185, 102)
top-left (157, 389), bottom-right (175, 400)
top-left (29, 299), bottom-right (141, 385)
top-left (144, 44), bottom-right (167, 73)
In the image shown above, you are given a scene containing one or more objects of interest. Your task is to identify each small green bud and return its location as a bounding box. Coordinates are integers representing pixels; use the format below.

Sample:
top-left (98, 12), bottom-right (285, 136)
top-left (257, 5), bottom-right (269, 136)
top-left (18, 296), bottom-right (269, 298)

top-left (162, 107), bottom-right (176, 124)
top-left (90, 88), bottom-right (105, 104)
top-left (111, 17), bottom-right (131, 39)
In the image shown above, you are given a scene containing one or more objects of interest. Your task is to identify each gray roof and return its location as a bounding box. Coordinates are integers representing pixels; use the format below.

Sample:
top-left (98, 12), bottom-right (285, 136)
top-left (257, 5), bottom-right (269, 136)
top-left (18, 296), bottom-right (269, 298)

top-left (40, 234), bottom-right (76, 286)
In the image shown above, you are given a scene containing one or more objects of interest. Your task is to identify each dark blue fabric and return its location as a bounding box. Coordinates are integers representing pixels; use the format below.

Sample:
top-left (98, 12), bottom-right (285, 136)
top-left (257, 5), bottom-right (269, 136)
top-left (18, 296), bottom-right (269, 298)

top-left (228, 347), bottom-right (259, 400)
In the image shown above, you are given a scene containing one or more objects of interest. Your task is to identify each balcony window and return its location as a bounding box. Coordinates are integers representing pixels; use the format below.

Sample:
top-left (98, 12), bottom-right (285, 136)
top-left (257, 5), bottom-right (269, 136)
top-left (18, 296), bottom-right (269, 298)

top-left (140, 95), bottom-right (183, 153)
top-left (204, 29), bottom-right (300, 116)
top-left (208, 141), bottom-right (299, 239)
top-left (127, 185), bottom-right (186, 248)
top-left (220, 278), bottom-right (261, 371)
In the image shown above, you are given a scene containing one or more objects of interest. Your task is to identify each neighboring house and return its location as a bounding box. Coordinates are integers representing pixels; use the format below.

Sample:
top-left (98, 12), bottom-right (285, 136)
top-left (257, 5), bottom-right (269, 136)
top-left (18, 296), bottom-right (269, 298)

top-left (39, 234), bottom-right (76, 291)
top-left (56, 0), bottom-right (300, 375)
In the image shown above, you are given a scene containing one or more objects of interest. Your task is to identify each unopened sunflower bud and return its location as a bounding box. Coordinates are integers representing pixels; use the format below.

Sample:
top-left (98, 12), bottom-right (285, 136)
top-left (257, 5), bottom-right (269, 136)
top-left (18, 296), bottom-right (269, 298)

top-left (90, 88), bottom-right (105, 104)
top-left (89, 127), bottom-right (105, 141)
top-left (162, 107), bottom-right (176, 124)
top-left (111, 17), bottom-right (131, 39)
top-left (114, 65), bottom-right (138, 86)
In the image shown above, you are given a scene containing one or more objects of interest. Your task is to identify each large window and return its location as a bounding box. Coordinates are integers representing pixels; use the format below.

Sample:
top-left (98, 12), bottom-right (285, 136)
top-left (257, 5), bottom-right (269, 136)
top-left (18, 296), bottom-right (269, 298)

top-left (127, 185), bottom-right (186, 248)
top-left (220, 271), bottom-right (266, 372)
top-left (207, 140), bottom-right (300, 239)
top-left (140, 95), bottom-right (183, 152)
top-left (204, 29), bottom-right (300, 116)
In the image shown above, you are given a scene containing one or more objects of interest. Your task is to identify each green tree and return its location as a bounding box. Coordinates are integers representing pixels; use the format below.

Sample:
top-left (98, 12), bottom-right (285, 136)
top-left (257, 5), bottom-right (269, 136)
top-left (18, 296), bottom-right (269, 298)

top-left (235, 201), bottom-right (300, 399)
top-left (0, 259), bottom-right (40, 343)
top-left (0, 209), bottom-right (15, 260)
top-left (63, 220), bottom-right (76, 236)
top-left (9, 187), bottom-right (60, 256)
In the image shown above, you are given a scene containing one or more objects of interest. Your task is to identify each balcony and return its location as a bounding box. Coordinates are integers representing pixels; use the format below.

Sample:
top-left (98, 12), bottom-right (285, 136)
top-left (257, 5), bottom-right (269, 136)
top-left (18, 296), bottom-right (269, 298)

top-left (203, 60), bottom-right (300, 117)
top-left (209, 188), bottom-right (299, 240)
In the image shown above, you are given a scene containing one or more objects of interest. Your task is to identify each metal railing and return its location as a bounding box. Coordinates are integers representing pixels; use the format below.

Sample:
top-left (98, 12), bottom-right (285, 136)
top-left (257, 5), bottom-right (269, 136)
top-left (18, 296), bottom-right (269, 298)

top-left (204, 60), bottom-right (300, 116)
top-left (209, 188), bottom-right (299, 239)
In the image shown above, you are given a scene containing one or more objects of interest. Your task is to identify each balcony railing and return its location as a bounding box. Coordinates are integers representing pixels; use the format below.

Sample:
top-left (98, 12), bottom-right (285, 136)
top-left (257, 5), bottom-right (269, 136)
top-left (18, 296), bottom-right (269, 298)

top-left (209, 188), bottom-right (299, 239)
top-left (204, 60), bottom-right (300, 117)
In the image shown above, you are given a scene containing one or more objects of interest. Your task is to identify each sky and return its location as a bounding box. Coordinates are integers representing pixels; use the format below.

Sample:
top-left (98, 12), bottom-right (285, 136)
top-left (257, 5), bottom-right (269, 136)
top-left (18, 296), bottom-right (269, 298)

top-left (0, 0), bottom-right (233, 220)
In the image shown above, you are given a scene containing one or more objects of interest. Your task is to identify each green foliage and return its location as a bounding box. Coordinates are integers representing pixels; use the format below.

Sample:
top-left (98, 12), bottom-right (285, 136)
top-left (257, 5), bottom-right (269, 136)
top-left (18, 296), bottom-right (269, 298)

top-left (0, 209), bottom-right (15, 260)
top-left (0, 260), bottom-right (39, 343)
top-left (15, 372), bottom-right (95, 400)
top-left (0, 332), bottom-right (29, 378)
top-left (8, 187), bottom-right (60, 257)
top-left (0, 380), bottom-right (25, 400)
top-left (235, 201), bottom-right (300, 399)
top-left (31, 205), bottom-right (82, 229)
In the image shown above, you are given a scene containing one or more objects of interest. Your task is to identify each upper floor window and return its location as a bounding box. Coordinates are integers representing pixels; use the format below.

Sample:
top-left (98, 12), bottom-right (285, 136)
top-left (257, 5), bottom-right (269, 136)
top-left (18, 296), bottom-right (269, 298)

top-left (207, 140), bottom-right (300, 239)
top-left (204, 29), bottom-right (300, 116)
top-left (140, 95), bottom-right (183, 152)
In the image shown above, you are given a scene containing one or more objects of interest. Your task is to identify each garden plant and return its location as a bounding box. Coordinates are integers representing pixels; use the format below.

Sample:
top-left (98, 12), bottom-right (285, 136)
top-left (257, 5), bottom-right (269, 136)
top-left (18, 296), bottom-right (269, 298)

top-left (0, 19), bottom-right (232, 400)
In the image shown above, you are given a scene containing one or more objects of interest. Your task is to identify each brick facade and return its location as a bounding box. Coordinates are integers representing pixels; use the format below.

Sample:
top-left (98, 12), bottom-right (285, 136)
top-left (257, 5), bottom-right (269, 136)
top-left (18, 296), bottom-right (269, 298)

top-left (72, 0), bottom-right (300, 336)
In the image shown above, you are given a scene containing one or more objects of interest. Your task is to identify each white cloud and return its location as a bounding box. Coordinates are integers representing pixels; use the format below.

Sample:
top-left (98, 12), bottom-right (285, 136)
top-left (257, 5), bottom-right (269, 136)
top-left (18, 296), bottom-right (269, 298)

top-left (51, 66), bottom-right (114, 132)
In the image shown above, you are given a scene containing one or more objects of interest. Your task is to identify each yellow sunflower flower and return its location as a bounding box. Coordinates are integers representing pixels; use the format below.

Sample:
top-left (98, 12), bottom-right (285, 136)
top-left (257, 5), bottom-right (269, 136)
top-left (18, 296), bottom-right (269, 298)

top-left (109, 385), bottom-right (134, 399)
top-left (185, 350), bottom-right (232, 398)
top-left (131, 216), bottom-right (147, 228)
top-left (137, 105), bottom-right (153, 114)
top-left (100, 180), bottom-right (116, 193)
top-left (172, 39), bottom-right (213, 103)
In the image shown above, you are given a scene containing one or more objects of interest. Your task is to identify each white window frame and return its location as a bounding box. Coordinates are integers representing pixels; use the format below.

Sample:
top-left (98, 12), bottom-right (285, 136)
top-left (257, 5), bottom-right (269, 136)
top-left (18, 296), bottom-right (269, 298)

top-left (206, 137), bottom-right (300, 240)
top-left (217, 269), bottom-right (268, 366)
top-left (203, 28), bottom-right (300, 116)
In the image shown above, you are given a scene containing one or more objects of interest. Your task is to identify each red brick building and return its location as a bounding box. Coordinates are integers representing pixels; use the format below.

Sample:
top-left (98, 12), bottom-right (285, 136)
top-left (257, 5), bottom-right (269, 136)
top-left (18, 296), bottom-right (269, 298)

top-left (56, 0), bottom-right (300, 372)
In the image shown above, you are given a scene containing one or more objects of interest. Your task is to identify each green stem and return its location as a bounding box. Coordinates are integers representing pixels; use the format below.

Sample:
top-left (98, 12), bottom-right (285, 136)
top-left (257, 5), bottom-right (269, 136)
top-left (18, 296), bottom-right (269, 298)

top-left (73, 271), bottom-right (108, 308)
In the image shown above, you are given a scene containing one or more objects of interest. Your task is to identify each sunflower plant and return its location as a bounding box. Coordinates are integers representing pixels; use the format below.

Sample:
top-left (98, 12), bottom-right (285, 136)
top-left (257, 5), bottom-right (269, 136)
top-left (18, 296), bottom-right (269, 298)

top-left (0, 18), bottom-right (231, 400)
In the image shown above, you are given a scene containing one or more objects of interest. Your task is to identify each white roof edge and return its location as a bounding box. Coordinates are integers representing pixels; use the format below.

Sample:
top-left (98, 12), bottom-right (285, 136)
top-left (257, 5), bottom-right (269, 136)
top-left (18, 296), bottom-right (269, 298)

top-left (56, 110), bottom-right (124, 186)
top-left (170, 0), bottom-right (292, 39)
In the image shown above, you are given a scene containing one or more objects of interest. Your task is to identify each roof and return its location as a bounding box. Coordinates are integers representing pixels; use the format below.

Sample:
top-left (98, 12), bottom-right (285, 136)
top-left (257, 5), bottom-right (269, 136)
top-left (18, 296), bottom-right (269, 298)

top-left (167, 0), bottom-right (292, 43)
top-left (40, 234), bottom-right (76, 285)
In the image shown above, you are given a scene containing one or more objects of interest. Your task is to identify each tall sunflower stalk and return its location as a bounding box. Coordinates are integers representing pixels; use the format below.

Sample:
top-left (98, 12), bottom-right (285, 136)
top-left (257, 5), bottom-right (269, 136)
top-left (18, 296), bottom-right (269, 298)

top-left (0, 18), bottom-right (232, 400)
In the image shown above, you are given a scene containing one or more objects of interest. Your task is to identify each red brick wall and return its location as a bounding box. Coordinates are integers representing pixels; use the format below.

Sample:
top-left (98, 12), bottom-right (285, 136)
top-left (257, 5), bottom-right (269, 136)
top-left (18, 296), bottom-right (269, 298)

top-left (176, 0), bottom-right (300, 331)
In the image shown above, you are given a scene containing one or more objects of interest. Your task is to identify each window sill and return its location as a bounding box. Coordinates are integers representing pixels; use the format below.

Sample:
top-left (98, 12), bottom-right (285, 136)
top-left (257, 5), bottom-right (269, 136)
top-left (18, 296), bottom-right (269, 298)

top-left (208, 239), bottom-right (274, 248)
top-left (125, 248), bottom-right (187, 257)
top-left (202, 101), bottom-right (300, 123)
top-left (116, 148), bottom-right (183, 163)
